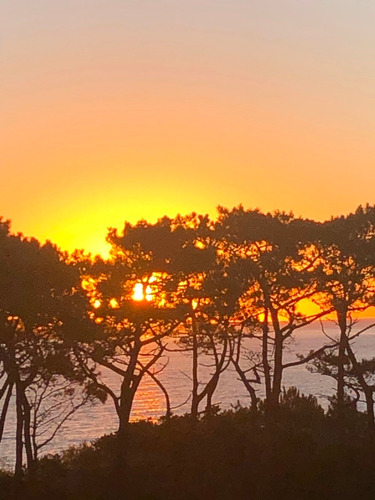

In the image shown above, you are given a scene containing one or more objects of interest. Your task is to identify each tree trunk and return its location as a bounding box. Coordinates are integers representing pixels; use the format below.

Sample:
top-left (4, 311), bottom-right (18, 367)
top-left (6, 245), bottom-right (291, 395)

top-left (118, 389), bottom-right (134, 433)
top-left (15, 382), bottom-right (24, 478)
top-left (116, 339), bottom-right (142, 470)
top-left (364, 389), bottom-right (375, 435)
top-left (204, 370), bottom-right (221, 416)
top-left (21, 389), bottom-right (35, 473)
top-left (231, 361), bottom-right (258, 409)
top-left (337, 309), bottom-right (348, 413)
top-left (0, 382), bottom-right (13, 442)
top-left (270, 331), bottom-right (283, 409)
top-left (191, 317), bottom-right (200, 420)
top-left (345, 339), bottom-right (375, 436)
top-left (146, 370), bottom-right (171, 421)
top-left (114, 381), bottom-right (136, 494)
top-left (270, 305), bottom-right (283, 409)
top-left (204, 335), bottom-right (228, 416)
top-left (262, 309), bottom-right (272, 404)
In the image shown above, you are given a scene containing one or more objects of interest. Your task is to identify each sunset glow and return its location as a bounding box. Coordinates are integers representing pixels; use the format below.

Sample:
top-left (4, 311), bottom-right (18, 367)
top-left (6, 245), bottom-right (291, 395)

top-left (3, 3), bottom-right (375, 490)
top-left (132, 283), bottom-right (144, 302)
top-left (132, 283), bottom-right (153, 302)
top-left (2, 1), bottom-right (375, 257)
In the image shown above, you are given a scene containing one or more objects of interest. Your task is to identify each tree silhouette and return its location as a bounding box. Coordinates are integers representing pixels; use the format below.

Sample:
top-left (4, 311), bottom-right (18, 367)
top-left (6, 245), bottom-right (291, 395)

top-left (0, 220), bottom-right (98, 475)
top-left (75, 219), bottom-right (188, 474)
top-left (215, 207), bottom-right (329, 409)
top-left (2, 204), bottom-right (375, 479)
top-left (313, 205), bottom-right (375, 419)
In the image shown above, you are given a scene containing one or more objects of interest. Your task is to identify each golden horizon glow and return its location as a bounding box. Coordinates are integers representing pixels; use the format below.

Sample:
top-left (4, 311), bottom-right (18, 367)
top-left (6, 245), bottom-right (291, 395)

top-left (3, 2), bottom-right (375, 264)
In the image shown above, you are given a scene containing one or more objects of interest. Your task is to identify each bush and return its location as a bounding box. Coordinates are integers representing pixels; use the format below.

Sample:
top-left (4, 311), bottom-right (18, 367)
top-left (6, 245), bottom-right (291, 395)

top-left (3, 396), bottom-right (375, 499)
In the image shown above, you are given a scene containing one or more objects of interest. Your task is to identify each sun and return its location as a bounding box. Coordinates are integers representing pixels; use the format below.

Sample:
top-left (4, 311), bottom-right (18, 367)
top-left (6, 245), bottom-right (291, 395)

top-left (132, 282), bottom-right (153, 302)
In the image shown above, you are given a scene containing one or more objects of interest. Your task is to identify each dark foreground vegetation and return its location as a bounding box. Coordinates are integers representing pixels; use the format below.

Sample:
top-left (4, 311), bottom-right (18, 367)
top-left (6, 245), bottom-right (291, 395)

top-left (2, 389), bottom-right (375, 500)
top-left (2, 204), bottom-right (375, 497)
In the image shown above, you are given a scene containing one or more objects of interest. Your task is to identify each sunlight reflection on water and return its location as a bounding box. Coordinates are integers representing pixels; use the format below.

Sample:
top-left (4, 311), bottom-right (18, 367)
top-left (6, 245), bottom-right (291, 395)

top-left (1, 324), bottom-right (375, 469)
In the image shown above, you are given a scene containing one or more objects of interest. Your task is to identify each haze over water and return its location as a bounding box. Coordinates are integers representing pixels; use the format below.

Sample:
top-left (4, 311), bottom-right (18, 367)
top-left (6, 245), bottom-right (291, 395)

top-left (2, 322), bottom-right (375, 470)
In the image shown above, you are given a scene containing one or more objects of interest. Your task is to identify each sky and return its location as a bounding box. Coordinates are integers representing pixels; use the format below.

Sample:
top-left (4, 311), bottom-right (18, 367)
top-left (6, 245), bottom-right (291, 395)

top-left (2, 0), bottom-right (375, 256)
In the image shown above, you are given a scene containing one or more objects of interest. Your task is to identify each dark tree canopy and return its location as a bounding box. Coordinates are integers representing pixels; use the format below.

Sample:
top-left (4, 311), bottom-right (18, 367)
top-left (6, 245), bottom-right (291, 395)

top-left (2, 205), bottom-right (375, 479)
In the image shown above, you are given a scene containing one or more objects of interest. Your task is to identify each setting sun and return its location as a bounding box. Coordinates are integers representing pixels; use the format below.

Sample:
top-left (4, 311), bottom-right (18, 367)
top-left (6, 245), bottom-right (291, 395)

top-left (3, 2), bottom-right (375, 492)
top-left (132, 282), bottom-right (153, 302)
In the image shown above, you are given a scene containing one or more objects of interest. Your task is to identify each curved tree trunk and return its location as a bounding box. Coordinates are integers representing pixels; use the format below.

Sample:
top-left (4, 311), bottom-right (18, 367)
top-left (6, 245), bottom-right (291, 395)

top-left (0, 382), bottom-right (13, 442)
top-left (262, 309), bottom-right (272, 403)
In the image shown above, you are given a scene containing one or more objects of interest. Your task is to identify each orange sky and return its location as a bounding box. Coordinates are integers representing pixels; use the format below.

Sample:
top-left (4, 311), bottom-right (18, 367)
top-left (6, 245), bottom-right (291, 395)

top-left (2, 1), bottom-right (375, 257)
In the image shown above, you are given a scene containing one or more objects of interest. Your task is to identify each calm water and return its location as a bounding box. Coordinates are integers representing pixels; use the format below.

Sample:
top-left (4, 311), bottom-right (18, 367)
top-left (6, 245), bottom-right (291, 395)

top-left (1, 321), bottom-right (375, 469)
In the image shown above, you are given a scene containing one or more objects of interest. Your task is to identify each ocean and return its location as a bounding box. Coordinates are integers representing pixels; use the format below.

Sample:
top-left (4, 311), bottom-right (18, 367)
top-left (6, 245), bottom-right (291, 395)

top-left (1, 320), bottom-right (375, 470)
